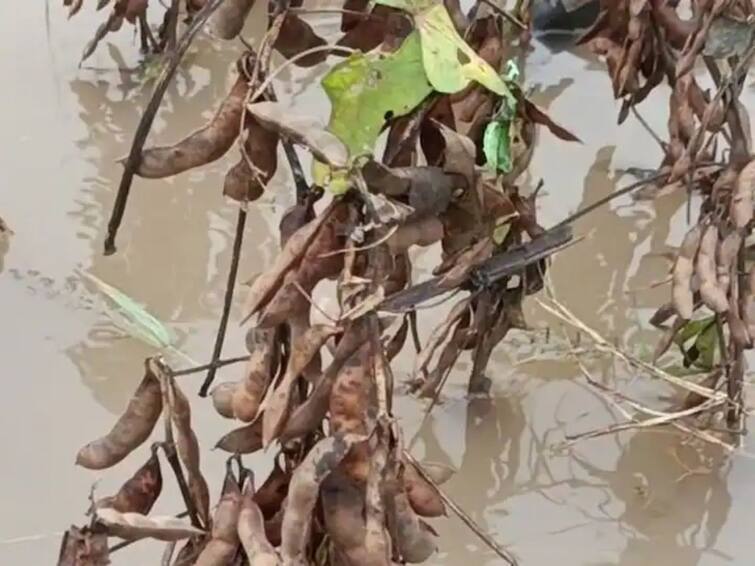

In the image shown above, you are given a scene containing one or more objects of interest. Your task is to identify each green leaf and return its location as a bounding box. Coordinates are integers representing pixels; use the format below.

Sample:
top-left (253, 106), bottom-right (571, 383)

top-left (483, 120), bottom-right (512, 173)
top-left (81, 271), bottom-right (175, 349)
top-left (322, 31), bottom-right (432, 158)
top-left (693, 323), bottom-right (718, 370)
top-left (374, 0), bottom-right (513, 99)
top-left (674, 316), bottom-right (715, 347)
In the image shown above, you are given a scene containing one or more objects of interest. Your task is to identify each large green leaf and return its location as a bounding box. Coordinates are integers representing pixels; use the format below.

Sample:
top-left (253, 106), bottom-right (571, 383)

top-left (374, 0), bottom-right (513, 99)
top-left (322, 31), bottom-right (432, 158)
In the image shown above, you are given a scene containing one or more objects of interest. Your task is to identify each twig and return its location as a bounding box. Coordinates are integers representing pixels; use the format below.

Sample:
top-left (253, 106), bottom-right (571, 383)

top-left (170, 354), bottom-right (250, 377)
top-left (403, 451), bottom-right (519, 566)
top-left (103, 0), bottom-right (229, 255)
top-left (155, 365), bottom-right (203, 528)
top-left (480, 0), bottom-right (527, 31)
top-left (199, 207), bottom-right (247, 397)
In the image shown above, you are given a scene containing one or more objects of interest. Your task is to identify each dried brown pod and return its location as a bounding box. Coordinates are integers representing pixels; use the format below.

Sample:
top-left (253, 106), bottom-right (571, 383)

top-left (716, 231), bottom-right (742, 293)
top-left (731, 159), bottom-right (755, 230)
top-left (402, 462), bottom-right (446, 518)
top-left (76, 365), bottom-right (162, 470)
top-left (321, 471), bottom-right (371, 566)
top-left (194, 469), bottom-right (242, 566)
top-left (165, 372), bottom-right (211, 527)
top-left (280, 434), bottom-right (366, 564)
top-left (215, 419), bottom-right (263, 454)
top-left (57, 525), bottom-right (109, 566)
top-left (254, 461), bottom-right (290, 519)
top-left (330, 346), bottom-right (372, 483)
top-left (697, 224), bottom-right (729, 313)
top-left (224, 117), bottom-right (279, 203)
top-left (136, 72), bottom-right (248, 178)
top-left (94, 508), bottom-right (203, 541)
top-left (671, 224), bottom-right (701, 319)
top-left (210, 381), bottom-right (237, 419)
top-left (242, 202), bottom-right (336, 322)
top-left (393, 489), bottom-right (437, 563)
top-left (263, 324), bottom-right (341, 446)
top-left (280, 321), bottom-right (369, 443)
top-left (232, 328), bottom-right (277, 422)
top-left (238, 478), bottom-right (280, 566)
top-left (209, 0), bottom-right (256, 40)
top-left (95, 446), bottom-right (162, 514)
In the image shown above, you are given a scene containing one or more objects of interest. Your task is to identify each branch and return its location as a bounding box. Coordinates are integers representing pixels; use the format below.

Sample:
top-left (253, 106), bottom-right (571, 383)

top-left (104, 0), bottom-right (230, 255)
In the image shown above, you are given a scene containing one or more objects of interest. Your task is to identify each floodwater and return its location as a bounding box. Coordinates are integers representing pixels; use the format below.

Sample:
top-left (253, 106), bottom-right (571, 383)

top-left (2, 2), bottom-right (755, 565)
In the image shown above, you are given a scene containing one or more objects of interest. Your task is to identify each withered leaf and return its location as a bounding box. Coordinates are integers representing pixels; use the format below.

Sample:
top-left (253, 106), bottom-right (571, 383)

top-left (95, 447), bottom-right (162, 515)
top-left (274, 13), bottom-right (329, 67)
top-left (522, 97), bottom-right (581, 143)
top-left (94, 508), bottom-right (204, 541)
top-left (224, 118), bottom-right (279, 203)
top-left (215, 419), bottom-right (263, 454)
top-left (248, 102), bottom-right (349, 168)
top-left (57, 526), bottom-right (109, 566)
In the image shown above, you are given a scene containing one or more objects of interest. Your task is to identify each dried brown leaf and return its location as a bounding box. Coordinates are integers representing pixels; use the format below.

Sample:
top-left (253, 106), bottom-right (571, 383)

top-left (224, 118), bottom-right (279, 203)
top-left (94, 508), bottom-right (204, 541)
top-left (95, 447), bottom-right (162, 514)
top-left (248, 102), bottom-right (348, 168)
top-left (57, 526), bottom-right (109, 566)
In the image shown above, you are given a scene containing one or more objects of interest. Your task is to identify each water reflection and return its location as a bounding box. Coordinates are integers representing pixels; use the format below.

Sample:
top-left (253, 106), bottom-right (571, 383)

top-left (64, 37), bottom-right (278, 411)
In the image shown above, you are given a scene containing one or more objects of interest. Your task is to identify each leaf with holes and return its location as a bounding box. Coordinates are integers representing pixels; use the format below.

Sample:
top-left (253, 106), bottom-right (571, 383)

top-left (323, 31), bottom-right (432, 158)
top-left (375, 0), bottom-right (513, 99)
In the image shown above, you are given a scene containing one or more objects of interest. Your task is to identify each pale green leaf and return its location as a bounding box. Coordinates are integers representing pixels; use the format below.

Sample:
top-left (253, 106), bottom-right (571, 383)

top-left (81, 271), bottom-right (175, 349)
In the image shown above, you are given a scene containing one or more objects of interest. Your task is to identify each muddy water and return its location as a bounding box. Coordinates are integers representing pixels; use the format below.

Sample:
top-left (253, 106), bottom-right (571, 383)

top-left (2, 2), bottom-right (755, 565)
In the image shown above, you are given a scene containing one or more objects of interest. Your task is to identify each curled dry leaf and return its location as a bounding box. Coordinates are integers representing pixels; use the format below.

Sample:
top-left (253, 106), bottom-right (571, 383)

top-left (387, 216), bottom-right (444, 254)
top-left (136, 71), bottom-right (248, 178)
top-left (247, 102), bottom-right (349, 168)
top-left (274, 13), bottom-right (328, 67)
top-left (224, 118), bottom-right (279, 203)
top-left (263, 324), bottom-right (341, 446)
top-left (697, 224), bottom-right (729, 313)
top-left (232, 328), bottom-right (277, 422)
top-left (95, 446), bottom-right (162, 514)
top-left (194, 469), bottom-right (242, 566)
top-left (731, 159), bottom-right (755, 230)
top-left (57, 526), bottom-right (109, 566)
top-left (209, 0), bottom-right (256, 40)
top-left (76, 364), bottom-right (162, 470)
top-left (210, 381), bottom-right (237, 419)
top-left (671, 224), bottom-right (701, 319)
top-left (215, 419), bottom-right (263, 454)
top-left (280, 434), bottom-right (367, 564)
top-left (94, 508), bottom-right (203, 541)
top-left (164, 370), bottom-right (211, 527)
top-left (238, 478), bottom-right (280, 566)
